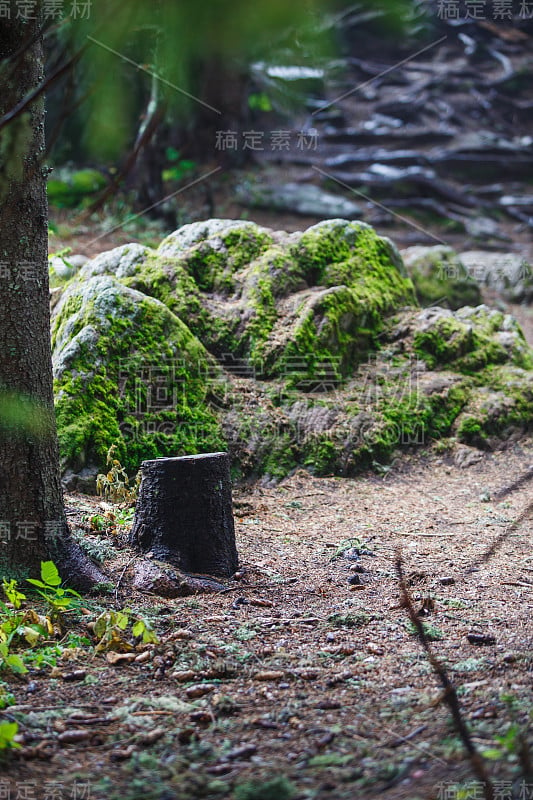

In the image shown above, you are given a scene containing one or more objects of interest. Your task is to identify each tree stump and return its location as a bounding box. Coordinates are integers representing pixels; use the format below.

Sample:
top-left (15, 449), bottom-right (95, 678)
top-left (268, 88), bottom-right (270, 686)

top-left (129, 453), bottom-right (238, 578)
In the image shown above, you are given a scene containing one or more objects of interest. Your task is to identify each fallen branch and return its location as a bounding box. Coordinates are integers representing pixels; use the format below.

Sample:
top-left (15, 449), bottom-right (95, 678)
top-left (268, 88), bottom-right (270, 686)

top-left (396, 548), bottom-right (494, 800)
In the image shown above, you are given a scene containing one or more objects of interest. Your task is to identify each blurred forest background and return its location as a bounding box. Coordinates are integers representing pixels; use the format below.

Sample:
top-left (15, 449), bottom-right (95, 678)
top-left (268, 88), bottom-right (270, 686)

top-left (46, 0), bottom-right (533, 261)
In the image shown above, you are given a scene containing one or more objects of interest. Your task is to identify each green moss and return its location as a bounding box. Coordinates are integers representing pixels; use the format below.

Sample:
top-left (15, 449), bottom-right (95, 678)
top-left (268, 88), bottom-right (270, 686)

top-left (303, 435), bottom-right (338, 474)
top-left (414, 316), bottom-right (474, 369)
top-left (53, 277), bottom-right (224, 474)
top-left (404, 246), bottom-right (481, 310)
top-left (456, 365), bottom-right (533, 445)
top-left (414, 307), bottom-right (531, 374)
top-left (262, 434), bottom-right (297, 478)
top-left (180, 227), bottom-right (272, 293)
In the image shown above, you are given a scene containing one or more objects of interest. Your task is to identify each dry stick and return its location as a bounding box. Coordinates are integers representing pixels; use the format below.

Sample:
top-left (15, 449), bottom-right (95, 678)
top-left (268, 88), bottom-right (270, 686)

top-left (396, 550), bottom-right (495, 800)
top-left (491, 464), bottom-right (533, 501)
top-left (465, 498), bottom-right (533, 575)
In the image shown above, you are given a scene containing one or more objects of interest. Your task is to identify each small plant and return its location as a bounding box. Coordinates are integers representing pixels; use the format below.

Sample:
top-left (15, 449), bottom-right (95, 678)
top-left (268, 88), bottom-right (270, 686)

top-left (0, 721), bottom-right (19, 750)
top-left (0, 643), bottom-right (27, 675)
top-left (2, 579), bottom-right (26, 609)
top-left (26, 561), bottom-right (81, 624)
top-left (407, 620), bottom-right (444, 641)
top-left (93, 609), bottom-right (158, 653)
top-left (328, 536), bottom-right (373, 562)
top-left (0, 683), bottom-right (15, 709)
top-left (328, 612), bottom-right (371, 628)
top-left (234, 776), bottom-right (295, 800)
top-left (96, 445), bottom-right (139, 502)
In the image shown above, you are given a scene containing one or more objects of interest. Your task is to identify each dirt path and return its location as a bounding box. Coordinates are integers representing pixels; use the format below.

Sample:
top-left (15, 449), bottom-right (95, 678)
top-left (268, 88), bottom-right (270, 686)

top-left (3, 438), bottom-right (532, 799)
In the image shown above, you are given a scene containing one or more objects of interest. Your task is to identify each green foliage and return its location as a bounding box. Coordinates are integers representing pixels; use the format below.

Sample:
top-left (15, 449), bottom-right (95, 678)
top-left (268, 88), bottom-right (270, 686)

top-left (248, 92), bottom-right (273, 112)
top-left (2, 579), bottom-right (26, 609)
top-left (162, 148), bottom-right (196, 183)
top-left (47, 169), bottom-right (106, 208)
top-left (93, 608), bottom-right (159, 653)
top-left (0, 683), bottom-right (15, 710)
top-left (0, 721), bottom-right (19, 751)
top-left (234, 776), bottom-right (295, 800)
top-left (0, 643), bottom-right (27, 676)
top-left (26, 561), bottom-right (81, 622)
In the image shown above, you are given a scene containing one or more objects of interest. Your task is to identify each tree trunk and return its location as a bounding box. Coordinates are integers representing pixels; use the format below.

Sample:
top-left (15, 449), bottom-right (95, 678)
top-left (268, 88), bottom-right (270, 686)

top-left (0, 15), bottom-right (104, 590)
top-left (130, 453), bottom-right (239, 578)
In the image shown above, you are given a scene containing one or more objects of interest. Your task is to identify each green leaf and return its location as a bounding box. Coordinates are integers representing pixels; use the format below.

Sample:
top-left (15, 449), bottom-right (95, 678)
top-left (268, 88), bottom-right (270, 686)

top-left (131, 620), bottom-right (145, 638)
top-left (116, 612), bottom-right (129, 630)
top-left (5, 654), bottom-right (28, 674)
top-left (26, 579), bottom-right (48, 589)
top-left (94, 615), bottom-right (108, 639)
top-left (481, 748), bottom-right (504, 761)
top-left (0, 721), bottom-right (20, 749)
top-left (40, 561), bottom-right (61, 587)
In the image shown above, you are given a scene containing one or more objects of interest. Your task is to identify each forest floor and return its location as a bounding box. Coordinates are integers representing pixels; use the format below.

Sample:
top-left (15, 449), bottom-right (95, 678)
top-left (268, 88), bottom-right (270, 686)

top-left (1, 436), bottom-right (532, 800)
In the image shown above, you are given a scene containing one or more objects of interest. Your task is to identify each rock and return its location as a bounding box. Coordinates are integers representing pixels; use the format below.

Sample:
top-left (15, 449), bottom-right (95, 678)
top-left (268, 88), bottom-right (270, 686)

top-left (158, 218), bottom-right (272, 261)
top-left (401, 245), bottom-right (481, 310)
top-left (78, 243), bottom-right (154, 280)
top-left (132, 560), bottom-right (226, 597)
top-left (467, 633), bottom-right (496, 646)
top-left (464, 216), bottom-right (506, 241)
top-left (61, 466), bottom-right (99, 495)
top-left (236, 181), bottom-right (362, 218)
top-left (50, 253), bottom-right (88, 282)
top-left (52, 275), bottom-right (222, 476)
top-left (454, 445), bottom-right (483, 468)
top-left (413, 305), bottom-right (530, 372)
top-left (460, 251), bottom-right (533, 302)
top-left (51, 219), bottom-right (533, 482)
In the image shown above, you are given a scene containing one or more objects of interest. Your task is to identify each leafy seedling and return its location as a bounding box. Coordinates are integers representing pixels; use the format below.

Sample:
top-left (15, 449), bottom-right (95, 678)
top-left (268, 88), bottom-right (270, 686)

top-left (26, 561), bottom-right (81, 624)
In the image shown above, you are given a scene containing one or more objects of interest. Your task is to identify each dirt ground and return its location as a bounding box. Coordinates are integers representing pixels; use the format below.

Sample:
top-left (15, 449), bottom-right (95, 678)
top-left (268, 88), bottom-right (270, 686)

top-left (1, 435), bottom-right (532, 800)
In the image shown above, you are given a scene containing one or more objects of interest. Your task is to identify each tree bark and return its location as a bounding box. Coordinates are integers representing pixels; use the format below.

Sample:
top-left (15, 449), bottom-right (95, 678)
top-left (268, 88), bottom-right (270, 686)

top-left (0, 14), bottom-right (104, 590)
top-left (130, 453), bottom-right (239, 578)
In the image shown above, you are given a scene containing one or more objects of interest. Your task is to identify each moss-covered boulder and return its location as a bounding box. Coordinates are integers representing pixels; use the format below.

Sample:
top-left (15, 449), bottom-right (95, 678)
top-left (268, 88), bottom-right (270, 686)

top-left (52, 219), bottom-right (533, 484)
top-left (401, 245), bottom-right (481, 310)
top-left (52, 275), bottom-right (224, 487)
top-left (413, 305), bottom-right (531, 373)
top-left (95, 219), bottom-right (414, 382)
top-left (460, 250), bottom-right (533, 303)
top-left (77, 243), bottom-right (154, 280)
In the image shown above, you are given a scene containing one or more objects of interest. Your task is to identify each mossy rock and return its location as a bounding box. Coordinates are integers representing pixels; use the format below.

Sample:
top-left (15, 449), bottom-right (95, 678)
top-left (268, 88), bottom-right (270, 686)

top-left (455, 365), bottom-right (533, 447)
top-left (249, 220), bottom-right (415, 380)
top-left (158, 219), bottom-right (273, 292)
top-left (402, 245), bottom-right (481, 310)
top-left (52, 275), bottom-right (224, 484)
top-left (413, 306), bottom-right (531, 374)
top-left (89, 219), bottom-right (414, 381)
top-left (52, 220), bottom-right (533, 483)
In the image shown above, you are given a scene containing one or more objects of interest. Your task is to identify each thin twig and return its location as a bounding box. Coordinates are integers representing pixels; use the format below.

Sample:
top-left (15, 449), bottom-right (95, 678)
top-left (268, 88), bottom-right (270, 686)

top-left (396, 549), bottom-right (494, 800)
top-left (115, 557), bottom-right (137, 602)
top-left (466, 499), bottom-right (533, 575)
